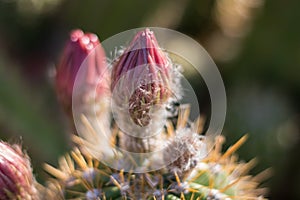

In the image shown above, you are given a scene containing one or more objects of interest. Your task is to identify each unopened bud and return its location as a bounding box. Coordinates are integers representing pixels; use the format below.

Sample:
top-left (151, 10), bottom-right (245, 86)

top-left (0, 142), bottom-right (37, 199)
top-left (56, 29), bottom-right (109, 117)
top-left (111, 29), bottom-right (171, 127)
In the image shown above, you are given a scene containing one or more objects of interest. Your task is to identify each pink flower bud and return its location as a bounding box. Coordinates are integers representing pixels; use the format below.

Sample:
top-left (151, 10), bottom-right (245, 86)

top-left (0, 142), bottom-right (37, 199)
top-left (111, 29), bottom-right (171, 126)
top-left (56, 29), bottom-right (108, 116)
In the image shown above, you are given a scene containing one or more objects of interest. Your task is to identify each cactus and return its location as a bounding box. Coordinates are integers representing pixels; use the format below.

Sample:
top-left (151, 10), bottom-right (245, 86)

top-left (0, 28), bottom-right (268, 200)
top-left (43, 29), bottom-right (268, 200)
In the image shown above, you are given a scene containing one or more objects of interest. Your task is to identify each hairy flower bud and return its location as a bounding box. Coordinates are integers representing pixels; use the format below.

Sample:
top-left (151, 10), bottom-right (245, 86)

top-left (56, 29), bottom-right (108, 116)
top-left (0, 142), bottom-right (37, 199)
top-left (111, 28), bottom-right (171, 127)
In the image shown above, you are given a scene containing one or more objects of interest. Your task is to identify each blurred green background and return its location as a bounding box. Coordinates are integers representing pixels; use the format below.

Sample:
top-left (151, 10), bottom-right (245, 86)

top-left (0, 0), bottom-right (299, 199)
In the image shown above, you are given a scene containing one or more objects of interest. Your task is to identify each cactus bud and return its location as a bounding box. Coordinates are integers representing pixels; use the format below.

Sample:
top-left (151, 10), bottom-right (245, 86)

top-left (0, 142), bottom-right (37, 199)
top-left (111, 28), bottom-right (171, 127)
top-left (56, 29), bottom-right (108, 117)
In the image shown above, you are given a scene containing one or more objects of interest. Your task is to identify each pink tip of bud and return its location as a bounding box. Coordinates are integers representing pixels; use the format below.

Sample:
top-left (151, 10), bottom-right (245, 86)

top-left (70, 29), bottom-right (84, 42)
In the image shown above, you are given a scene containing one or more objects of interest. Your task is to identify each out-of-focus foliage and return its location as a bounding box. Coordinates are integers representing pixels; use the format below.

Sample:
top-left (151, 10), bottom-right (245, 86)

top-left (0, 52), bottom-right (68, 180)
top-left (0, 0), bottom-right (299, 199)
top-left (222, 1), bottom-right (300, 199)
